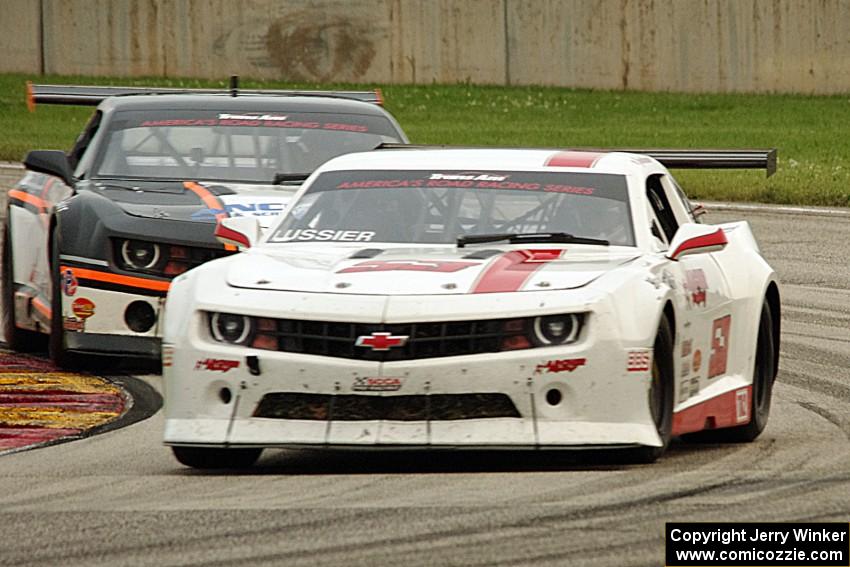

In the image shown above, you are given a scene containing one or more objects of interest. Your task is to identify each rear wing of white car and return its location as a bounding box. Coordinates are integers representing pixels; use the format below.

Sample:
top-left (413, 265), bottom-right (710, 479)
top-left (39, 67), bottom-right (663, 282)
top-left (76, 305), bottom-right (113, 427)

top-left (27, 76), bottom-right (384, 110)
top-left (375, 143), bottom-right (777, 177)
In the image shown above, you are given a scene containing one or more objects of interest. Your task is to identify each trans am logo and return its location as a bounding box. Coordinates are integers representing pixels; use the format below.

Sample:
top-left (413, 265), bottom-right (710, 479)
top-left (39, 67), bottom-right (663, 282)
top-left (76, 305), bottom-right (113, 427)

top-left (191, 202), bottom-right (285, 221)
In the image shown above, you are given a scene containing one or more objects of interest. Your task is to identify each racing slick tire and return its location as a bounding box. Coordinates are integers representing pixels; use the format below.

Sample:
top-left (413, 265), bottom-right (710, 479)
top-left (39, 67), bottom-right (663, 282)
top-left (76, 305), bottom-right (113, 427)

top-left (2, 215), bottom-right (45, 351)
top-left (48, 226), bottom-right (77, 368)
top-left (622, 315), bottom-right (674, 464)
top-left (682, 300), bottom-right (775, 443)
top-left (171, 446), bottom-right (263, 469)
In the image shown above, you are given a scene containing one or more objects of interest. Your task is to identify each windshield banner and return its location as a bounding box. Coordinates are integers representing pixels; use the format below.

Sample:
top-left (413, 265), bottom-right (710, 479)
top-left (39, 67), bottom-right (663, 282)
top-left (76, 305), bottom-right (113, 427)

top-left (307, 170), bottom-right (629, 201)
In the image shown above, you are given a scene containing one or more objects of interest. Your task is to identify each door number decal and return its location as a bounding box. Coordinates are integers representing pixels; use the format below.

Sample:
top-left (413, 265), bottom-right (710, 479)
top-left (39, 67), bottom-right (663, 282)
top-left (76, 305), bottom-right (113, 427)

top-left (708, 315), bottom-right (731, 378)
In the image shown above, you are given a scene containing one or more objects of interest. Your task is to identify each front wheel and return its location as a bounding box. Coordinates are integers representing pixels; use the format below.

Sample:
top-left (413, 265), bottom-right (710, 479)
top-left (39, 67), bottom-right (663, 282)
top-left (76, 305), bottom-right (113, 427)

top-left (2, 215), bottom-right (44, 351)
top-left (171, 446), bottom-right (263, 469)
top-left (622, 315), bottom-right (674, 464)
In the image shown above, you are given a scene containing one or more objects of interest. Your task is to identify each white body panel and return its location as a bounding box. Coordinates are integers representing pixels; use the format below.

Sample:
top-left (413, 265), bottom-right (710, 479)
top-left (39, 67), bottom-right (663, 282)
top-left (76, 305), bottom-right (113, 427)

top-left (162, 149), bottom-right (779, 451)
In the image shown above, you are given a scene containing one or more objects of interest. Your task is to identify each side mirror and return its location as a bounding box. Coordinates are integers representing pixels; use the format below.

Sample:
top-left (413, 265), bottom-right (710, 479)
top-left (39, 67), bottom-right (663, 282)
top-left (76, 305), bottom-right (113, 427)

top-left (215, 216), bottom-right (260, 250)
top-left (666, 224), bottom-right (727, 261)
top-left (691, 202), bottom-right (707, 221)
top-left (23, 150), bottom-right (74, 186)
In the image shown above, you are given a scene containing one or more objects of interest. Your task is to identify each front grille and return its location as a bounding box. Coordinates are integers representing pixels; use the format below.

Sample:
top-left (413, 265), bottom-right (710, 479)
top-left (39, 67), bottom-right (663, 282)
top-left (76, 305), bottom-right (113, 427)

top-left (177, 246), bottom-right (234, 270)
top-left (253, 393), bottom-right (521, 421)
top-left (258, 317), bottom-right (526, 361)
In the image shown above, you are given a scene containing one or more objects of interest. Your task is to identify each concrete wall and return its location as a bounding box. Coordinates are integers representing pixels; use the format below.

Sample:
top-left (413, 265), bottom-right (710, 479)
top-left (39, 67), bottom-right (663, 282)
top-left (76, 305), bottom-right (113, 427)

top-left (0, 0), bottom-right (41, 73)
top-left (2, 0), bottom-right (850, 93)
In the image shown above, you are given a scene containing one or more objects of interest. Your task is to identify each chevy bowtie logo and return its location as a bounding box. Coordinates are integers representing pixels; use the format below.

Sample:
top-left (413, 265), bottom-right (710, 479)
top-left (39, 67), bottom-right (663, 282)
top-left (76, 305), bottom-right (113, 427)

top-left (355, 332), bottom-right (409, 351)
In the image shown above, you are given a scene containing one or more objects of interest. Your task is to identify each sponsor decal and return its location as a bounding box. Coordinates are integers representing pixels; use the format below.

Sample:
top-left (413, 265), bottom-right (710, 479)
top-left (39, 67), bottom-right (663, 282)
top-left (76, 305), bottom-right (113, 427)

top-left (735, 388), bottom-right (750, 423)
top-left (162, 345), bottom-right (174, 368)
top-left (708, 315), bottom-right (732, 378)
top-left (194, 358), bottom-right (240, 373)
top-left (61, 269), bottom-right (78, 296)
top-left (355, 332), bottom-right (409, 351)
top-left (352, 376), bottom-right (402, 392)
top-left (333, 175), bottom-right (596, 194)
top-left (692, 349), bottom-right (702, 373)
top-left (62, 317), bottom-right (84, 332)
top-left (191, 202), bottom-right (285, 221)
top-left (218, 113), bottom-right (289, 121)
top-left (627, 350), bottom-right (652, 372)
top-left (140, 117), bottom-right (370, 132)
top-left (337, 179), bottom-right (426, 189)
top-left (429, 172), bottom-right (509, 182)
top-left (680, 362), bottom-right (690, 378)
top-left (684, 269), bottom-right (708, 308)
top-left (680, 338), bottom-right (692, 358)
top-left (338, 260), bottom-right (478, 274)
top-left (688, 376), bottom-right (700, 398)
top-left (71, 298), bottom-right (95, 320)
top-left (274, 229), bottom-right (375, 242)
top-left (678, 380), bottom-right (690, 403)
top-left (535, 358), bottom-right (586, 374)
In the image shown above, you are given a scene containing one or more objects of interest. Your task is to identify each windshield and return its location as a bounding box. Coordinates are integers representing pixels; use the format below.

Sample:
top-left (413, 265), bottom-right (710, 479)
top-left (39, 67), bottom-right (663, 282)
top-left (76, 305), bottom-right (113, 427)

top-left (92, 110), bottom-right (403, 183)
top-left (270, 169), bottom-right (634, 246)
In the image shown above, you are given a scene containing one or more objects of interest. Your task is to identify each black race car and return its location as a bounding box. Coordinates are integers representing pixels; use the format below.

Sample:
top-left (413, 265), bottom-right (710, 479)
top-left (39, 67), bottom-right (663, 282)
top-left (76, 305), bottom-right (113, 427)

top-left (3, 81), bottom-right (408, 365)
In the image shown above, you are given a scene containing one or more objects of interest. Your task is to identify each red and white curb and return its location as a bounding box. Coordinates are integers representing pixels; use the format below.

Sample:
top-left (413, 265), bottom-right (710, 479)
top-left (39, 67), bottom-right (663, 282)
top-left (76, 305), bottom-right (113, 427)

top-left (0, 351), bottom-right (126, 453)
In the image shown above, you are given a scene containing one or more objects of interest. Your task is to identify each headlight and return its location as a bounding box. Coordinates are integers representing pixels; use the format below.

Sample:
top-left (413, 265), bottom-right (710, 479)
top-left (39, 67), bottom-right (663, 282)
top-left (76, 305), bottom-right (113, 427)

top-left (115, 240), bottom-right (233, 277)
top-left (207, 313), bottom-right (279, 350)
top-left (121, 240), bottom-right (161, 269)
top-left (532, 314), bottom-right (581, 346)
top-left (210, 313), bottom-right (253, 344)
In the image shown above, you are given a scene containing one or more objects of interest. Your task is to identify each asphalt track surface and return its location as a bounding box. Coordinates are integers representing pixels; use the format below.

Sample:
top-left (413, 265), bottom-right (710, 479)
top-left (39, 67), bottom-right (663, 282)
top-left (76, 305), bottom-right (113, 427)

top-left (1, 207), bottom-right (849, 567)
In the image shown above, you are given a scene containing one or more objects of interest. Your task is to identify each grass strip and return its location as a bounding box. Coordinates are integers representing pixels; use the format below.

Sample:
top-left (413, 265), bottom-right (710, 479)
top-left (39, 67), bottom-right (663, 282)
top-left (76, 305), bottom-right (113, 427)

top-left (1, 73), bottom-right (849, 206)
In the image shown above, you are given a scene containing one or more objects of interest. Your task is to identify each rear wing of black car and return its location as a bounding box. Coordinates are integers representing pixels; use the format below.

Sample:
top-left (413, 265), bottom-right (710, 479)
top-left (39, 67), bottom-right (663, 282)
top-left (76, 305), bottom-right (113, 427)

top-left (27, 77), bottom-right (384, 110)
top-left (375, 143), bottom-right (777, 177)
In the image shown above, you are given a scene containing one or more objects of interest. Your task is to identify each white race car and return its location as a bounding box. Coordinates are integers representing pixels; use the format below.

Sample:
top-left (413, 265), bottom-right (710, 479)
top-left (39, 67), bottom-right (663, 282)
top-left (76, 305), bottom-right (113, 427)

top-left (162, 148), bottom-right (780, 467)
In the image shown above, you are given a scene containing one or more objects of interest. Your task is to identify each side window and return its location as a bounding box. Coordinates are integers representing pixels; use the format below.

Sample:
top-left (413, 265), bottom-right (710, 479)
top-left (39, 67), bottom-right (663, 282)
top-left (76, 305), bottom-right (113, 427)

top-left (647, 206), bottom-right (668, 249)
top-left (646, 174), bottom-right (679, 242)
top-left (68, 110), bottom-right (102, 173)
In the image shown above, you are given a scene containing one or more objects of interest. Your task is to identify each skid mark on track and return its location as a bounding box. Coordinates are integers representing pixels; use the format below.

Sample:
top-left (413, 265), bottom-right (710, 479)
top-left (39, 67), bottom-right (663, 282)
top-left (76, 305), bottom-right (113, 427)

top-left (0, 351), bottom-right (126, 452)
top-left (797, 400), bottom-right (850, 442)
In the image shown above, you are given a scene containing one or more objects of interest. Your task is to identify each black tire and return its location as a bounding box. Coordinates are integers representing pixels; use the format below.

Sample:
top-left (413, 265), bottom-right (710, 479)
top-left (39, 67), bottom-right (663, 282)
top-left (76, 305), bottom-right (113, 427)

top-left (2, 215), bottom-right (45, 351)
top-left (48, 226), bottom-right (76, 368)
top-left (683, 300), bottom-right (775, 443)
top-left (622, 316), bottom-right (675, 464)
top-left (172, 446), bottom-right (263, 469)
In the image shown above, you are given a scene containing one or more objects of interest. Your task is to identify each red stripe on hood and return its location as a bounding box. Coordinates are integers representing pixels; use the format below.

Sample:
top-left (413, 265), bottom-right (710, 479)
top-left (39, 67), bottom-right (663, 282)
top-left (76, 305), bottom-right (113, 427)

top-left (472, 249), bottom-right (563, 293)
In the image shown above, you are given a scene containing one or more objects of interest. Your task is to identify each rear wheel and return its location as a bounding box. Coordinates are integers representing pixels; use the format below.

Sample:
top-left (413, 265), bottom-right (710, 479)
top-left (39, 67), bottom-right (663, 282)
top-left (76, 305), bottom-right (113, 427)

top-left (683, 300), bottom-right (775, 443)
top-left (622, 316), bottom-right (674, 463)
top-left (171, 446), bottom-right (263, 469)
top-left (2, 215), bottom-right (44, 351)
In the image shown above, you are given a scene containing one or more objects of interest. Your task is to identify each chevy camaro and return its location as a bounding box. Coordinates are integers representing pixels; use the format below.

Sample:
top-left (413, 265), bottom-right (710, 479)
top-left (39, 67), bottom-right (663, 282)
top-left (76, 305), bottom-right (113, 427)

top-left (162, 147), bottom-right (780, 467)
top-left (3, 82), bottom-right (407, 366)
